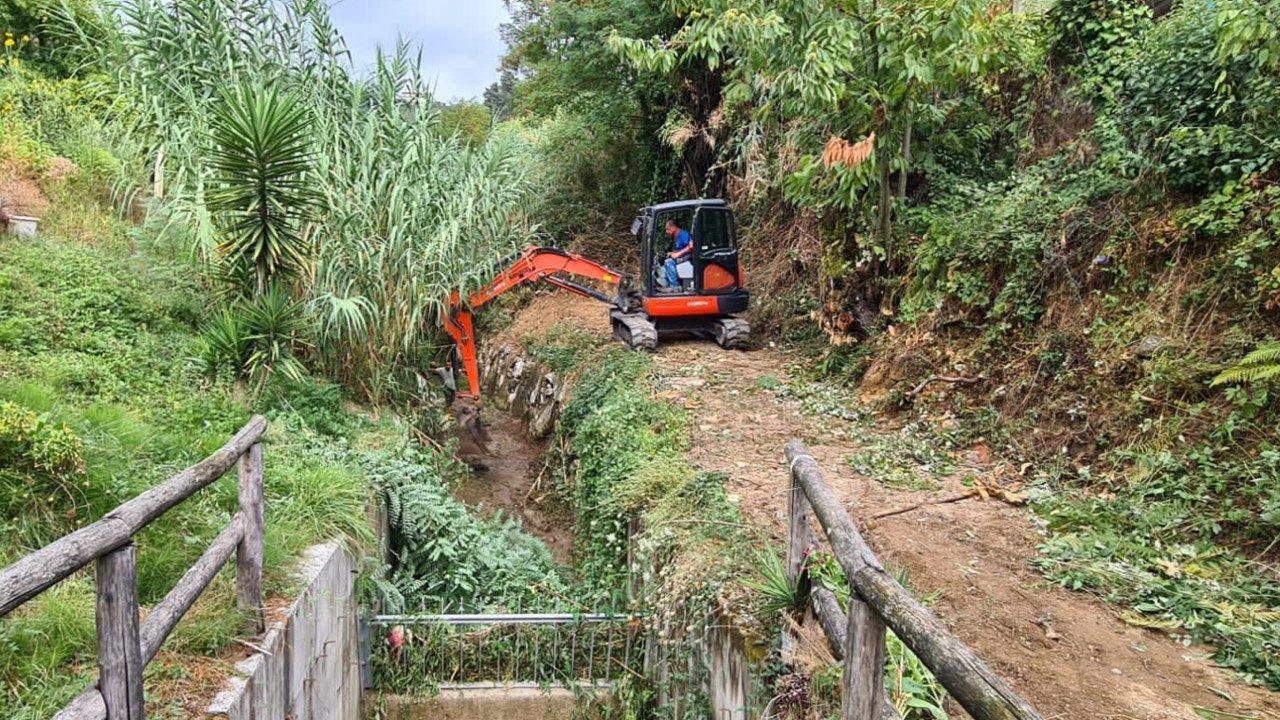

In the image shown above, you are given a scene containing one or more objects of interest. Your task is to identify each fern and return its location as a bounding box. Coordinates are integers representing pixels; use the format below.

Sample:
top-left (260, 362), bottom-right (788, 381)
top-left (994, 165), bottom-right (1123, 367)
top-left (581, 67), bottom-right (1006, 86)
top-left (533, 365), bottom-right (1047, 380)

top-left (1212, 343), bottom-right (1280, 385)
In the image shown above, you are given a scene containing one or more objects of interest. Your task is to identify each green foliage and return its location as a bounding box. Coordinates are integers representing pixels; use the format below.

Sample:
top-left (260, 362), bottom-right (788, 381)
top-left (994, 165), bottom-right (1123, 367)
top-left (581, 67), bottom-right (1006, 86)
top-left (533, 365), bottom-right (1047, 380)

top-left (807, 553), bottom-right (947, 719)
top-left (208, 83), bottom-right (321, 295)
top-left (437, 101), bottom-right (492, 146)
top-left (553, 347), bottom-right (681, 596)
top-left (0, 0), bottom-right (108, 77)
top-left (53, 0), bottom-right (542, 405)
top-left (0, 65), bottom-right (124, 198)
top-left (1035, 383), bottom-right (1280, 688)
top-left (372, 449), bottom-right (567, 611)
top-left (0, 401), bottom-right (84, 478)
top-left (1045, 0), bottom-right (1152, 94)
top-left (904, 126), bottom-right (1136, 328)
top-left (610, 0), bottom-right (1031, 248)
top-left (1213, 343), bottom-right (1280, 386)
top-left (1119, 0), bottom-right (1280, 192)
top-left (0, 234), bottom-right (375, 717)
top-left (501, 0), bottom-right (683, 234)
top-left (545, 334), bottom-right (751, 614)
top-left (740, 551), bottom-right (806, 618)
top-left (199, 287), bottom-right (309, 392)
top-left (1172, 180), bottom-right (1280, 311)
top-left (482, 69), bottom-right (518, 121)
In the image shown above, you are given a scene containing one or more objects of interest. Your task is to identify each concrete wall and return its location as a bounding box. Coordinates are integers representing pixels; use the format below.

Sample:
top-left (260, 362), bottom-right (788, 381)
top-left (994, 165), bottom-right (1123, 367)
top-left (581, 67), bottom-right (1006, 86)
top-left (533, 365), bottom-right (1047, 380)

top-left (372, 687), bottom-right (607, 720)
top-left (206, 543), bottom-right (360, 720)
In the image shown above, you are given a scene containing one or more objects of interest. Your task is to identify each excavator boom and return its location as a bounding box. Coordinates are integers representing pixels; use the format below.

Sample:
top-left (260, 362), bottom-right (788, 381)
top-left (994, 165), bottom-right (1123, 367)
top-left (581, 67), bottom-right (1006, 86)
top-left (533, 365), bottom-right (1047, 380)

top-left (442, 246), bottom-right (629, 405)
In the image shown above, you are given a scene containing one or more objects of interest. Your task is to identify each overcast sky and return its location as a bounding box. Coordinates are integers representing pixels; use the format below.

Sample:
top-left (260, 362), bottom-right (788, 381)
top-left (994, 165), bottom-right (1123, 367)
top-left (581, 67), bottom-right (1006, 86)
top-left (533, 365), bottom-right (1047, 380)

top-left (328, 0), bottom-right (511, 103)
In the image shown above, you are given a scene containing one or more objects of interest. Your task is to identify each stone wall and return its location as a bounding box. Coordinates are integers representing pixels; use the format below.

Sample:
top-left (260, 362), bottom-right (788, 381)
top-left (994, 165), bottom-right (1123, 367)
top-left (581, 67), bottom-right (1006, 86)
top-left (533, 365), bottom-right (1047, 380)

top-left (206, 543), bottom-right (360, 720)
top-left (479, 342), bottom-right (570, 439)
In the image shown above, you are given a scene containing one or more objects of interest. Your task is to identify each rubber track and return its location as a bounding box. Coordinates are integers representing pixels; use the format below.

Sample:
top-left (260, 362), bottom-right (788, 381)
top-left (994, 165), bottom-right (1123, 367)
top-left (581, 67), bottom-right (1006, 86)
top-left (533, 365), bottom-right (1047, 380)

top-left (613, 312), bottom-right (658, 351)
top-left (714, 317), bottom-right (751, 350)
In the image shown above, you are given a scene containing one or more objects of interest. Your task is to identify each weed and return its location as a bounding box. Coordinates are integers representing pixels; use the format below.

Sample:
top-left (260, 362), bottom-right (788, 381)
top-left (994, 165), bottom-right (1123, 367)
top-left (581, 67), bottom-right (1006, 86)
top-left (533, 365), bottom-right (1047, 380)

top-left (0, 234), bottom-right (378, 716)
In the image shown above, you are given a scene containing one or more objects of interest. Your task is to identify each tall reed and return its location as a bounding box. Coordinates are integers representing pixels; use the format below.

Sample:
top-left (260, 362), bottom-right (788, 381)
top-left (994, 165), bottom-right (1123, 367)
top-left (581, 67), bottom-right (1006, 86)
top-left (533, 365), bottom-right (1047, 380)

top-left (61, 0), bottom-right (541, 403)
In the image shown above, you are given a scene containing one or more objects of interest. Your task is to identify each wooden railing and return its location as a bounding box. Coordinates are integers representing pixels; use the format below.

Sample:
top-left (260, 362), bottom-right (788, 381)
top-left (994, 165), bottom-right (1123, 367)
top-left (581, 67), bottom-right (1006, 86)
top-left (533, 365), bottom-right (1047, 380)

top-left (784, 440), bottom-right (1043, 720)
top-left (0, 416), bottom-right (269, 720)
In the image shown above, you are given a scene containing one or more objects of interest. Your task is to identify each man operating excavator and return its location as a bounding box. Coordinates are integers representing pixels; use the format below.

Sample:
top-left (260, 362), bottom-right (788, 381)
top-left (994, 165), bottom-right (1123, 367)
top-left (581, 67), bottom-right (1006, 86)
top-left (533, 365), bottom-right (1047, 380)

top-left (662, 218), bottom-right (693, 290)
top-left (438, 200), bottom-right (749, 468)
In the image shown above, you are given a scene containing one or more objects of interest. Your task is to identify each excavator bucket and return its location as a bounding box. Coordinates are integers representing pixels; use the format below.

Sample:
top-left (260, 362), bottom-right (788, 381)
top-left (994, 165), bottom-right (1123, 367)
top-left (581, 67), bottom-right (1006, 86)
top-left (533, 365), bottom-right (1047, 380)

top-left (452, 401), bottom-right (494, 468)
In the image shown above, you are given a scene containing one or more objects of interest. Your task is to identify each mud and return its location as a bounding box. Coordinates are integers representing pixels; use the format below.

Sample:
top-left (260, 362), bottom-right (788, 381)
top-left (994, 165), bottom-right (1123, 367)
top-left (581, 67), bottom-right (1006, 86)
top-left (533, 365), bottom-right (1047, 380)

top-left (452, 411), bottom-right (574, 564)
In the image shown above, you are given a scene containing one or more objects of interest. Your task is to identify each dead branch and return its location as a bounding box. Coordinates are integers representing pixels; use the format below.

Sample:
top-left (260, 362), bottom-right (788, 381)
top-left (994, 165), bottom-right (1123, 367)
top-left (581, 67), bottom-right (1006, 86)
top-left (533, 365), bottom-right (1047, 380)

top-left (868, 491), bottom-right (978, 522)
top-left (907, 375), bottom-right (980, 397)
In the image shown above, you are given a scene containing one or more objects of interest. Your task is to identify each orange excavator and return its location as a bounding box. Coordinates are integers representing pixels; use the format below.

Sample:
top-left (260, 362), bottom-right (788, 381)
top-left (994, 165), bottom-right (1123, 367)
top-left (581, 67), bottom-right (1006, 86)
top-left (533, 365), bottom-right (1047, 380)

top-left (440, 199), bottom-right (750, 458)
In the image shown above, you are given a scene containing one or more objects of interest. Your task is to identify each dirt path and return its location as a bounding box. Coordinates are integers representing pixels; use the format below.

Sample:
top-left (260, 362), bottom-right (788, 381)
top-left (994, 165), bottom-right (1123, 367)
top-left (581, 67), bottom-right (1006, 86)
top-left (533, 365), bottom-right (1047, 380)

top-left (508, 293), bottom-right (1280, 720)
top-left (453, 412), bottom-right (574, 564)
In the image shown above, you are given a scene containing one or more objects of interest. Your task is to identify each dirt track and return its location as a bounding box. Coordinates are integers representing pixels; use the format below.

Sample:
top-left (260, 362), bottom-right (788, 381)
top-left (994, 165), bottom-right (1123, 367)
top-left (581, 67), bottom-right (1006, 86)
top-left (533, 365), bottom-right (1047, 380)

top-left (501, 292), bottom-right (1280, 720)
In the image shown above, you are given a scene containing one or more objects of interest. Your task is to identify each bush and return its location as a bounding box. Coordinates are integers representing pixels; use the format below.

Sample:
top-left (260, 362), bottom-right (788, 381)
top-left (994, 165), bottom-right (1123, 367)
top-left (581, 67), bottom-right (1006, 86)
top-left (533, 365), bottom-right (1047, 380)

top-left (903, 126), bottom-right (1136, 329)
top-left (1120, 0), bottom-right (1280, 192)
top-left (1045, 0), bottom-right (1152, 93)
top-left (0, 400), bottom-right (83, 477)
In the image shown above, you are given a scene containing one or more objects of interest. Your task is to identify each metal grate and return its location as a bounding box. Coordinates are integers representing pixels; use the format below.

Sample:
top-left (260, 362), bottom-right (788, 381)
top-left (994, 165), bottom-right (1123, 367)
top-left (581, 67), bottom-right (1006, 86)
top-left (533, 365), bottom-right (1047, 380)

top-left (365, 612), bottom-right (646, 691)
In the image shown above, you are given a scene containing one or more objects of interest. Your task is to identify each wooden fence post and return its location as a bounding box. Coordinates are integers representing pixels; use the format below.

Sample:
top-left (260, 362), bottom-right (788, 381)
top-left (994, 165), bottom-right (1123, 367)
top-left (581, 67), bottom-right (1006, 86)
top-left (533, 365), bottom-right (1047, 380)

top-left (843, 588), bottom-right (887, 720)
top-left (237, 442), bottom-right (264, 632)
top-left (786, 462), bottom-right (814, 589)
top-left (96, 544), bottom-right (145, 720)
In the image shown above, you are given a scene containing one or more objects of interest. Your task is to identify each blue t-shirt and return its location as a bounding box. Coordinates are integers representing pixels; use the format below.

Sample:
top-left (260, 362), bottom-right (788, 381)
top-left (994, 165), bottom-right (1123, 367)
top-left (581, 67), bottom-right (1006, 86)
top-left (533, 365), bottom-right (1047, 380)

top-left (674, 229), bottom-right (691, 252)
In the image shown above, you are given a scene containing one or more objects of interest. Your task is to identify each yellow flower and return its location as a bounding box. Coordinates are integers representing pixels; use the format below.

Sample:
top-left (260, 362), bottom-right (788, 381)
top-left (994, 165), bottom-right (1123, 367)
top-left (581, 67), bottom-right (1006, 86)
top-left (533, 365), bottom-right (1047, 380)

top-left (3, 38), bottom-right (13, 48)
top-left (21, 35), bottom-right (30, 43)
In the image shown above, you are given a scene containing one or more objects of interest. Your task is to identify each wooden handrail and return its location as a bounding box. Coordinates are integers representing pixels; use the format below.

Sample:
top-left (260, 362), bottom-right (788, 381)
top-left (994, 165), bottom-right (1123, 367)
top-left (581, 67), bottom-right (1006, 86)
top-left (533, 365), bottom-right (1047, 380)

top-left (0, 416), bottom-right (268, 720)
top-left (55, 515), bottom-right (246, 720)
top-left (785, 439), bottom-right (1042, 720)
top-left (0, 415), bottom-right (268, 616)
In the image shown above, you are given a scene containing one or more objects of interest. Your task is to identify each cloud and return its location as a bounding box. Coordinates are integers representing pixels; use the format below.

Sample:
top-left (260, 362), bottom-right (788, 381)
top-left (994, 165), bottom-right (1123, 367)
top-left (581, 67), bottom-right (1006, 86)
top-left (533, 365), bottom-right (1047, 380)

top-left (329, 0), bottom-right (510, 101)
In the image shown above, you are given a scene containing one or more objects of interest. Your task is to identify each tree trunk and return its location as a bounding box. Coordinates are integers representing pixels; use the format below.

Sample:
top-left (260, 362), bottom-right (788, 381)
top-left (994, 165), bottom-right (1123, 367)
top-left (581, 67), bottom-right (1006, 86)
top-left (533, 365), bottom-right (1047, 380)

top-left (876, 135), bottom-right (894, 267)
top-left (898, 119), bottom-right (912, 200)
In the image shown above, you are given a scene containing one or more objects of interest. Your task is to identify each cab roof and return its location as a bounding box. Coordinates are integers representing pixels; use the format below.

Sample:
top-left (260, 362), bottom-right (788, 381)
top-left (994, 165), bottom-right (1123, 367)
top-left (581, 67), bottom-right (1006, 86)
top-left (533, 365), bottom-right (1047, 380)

top-left (640, 198), bottom-right (729, 214)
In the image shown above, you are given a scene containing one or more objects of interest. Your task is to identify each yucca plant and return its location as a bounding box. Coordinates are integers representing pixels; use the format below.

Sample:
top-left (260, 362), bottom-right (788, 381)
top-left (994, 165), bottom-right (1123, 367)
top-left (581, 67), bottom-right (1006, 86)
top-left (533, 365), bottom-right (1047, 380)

top-left (242, 287), bottom-right (310, 392)
top-left (199, 308), bottom-right (253, 380)
top-left (199, 289), bottom-right (310, 395)
top-left (208, 83), bottom-right (321, 296)
top-left (742, 550), bottom-right (807, 618)
top-left (1213, 343), bottom-right (1280, 386)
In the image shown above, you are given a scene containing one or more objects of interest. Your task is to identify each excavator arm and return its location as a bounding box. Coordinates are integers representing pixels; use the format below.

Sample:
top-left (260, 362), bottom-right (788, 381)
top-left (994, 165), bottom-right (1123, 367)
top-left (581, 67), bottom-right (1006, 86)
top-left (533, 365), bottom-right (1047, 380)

top-left (442, 246), bottom-right (630, 405)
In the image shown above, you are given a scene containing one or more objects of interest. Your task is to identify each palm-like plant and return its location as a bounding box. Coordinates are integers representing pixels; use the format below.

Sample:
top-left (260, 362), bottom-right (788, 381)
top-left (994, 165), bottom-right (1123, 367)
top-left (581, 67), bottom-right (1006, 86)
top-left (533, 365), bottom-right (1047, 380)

top-left (208, 83), bottom-right (321, 296)
top-left (242, 287), bottom-right (310, 390)
top-left (199, 288), bottom-right (310, 396)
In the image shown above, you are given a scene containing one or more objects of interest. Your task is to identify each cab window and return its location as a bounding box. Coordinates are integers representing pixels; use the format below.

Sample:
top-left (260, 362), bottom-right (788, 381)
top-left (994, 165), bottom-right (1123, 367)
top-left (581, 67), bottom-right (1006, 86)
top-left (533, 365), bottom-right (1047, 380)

top-left (692, 209), bottom-right (734, 252)
top-left (655, 210), bottom-right (695, 253)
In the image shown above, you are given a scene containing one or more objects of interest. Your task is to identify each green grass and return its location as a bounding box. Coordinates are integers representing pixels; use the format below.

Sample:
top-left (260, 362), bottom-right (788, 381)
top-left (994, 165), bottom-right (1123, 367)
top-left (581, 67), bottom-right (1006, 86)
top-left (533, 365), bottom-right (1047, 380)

top-left (0, 229), bottom-right (378, 718)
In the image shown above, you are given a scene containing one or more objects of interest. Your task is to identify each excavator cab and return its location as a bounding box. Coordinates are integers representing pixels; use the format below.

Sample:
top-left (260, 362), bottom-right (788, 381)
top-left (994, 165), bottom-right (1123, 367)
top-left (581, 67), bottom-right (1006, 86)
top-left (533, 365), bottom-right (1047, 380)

top-left (633, 199), bottom-right (745, 300)
top-left (619, 199), bottom-right (749, 349)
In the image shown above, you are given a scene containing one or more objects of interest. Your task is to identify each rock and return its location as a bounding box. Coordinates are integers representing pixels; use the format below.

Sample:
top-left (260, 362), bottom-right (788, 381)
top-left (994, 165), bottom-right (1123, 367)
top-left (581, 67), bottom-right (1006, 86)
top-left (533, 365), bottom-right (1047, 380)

top-left (1135, 335), bottom-right (1167, 358)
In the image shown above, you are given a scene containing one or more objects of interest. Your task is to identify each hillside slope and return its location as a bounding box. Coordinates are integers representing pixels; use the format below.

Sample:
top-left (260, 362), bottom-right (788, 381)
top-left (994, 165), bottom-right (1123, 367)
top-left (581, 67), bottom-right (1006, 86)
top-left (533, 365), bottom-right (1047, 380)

top-left (502, 291), bottom-right (1280, 720)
